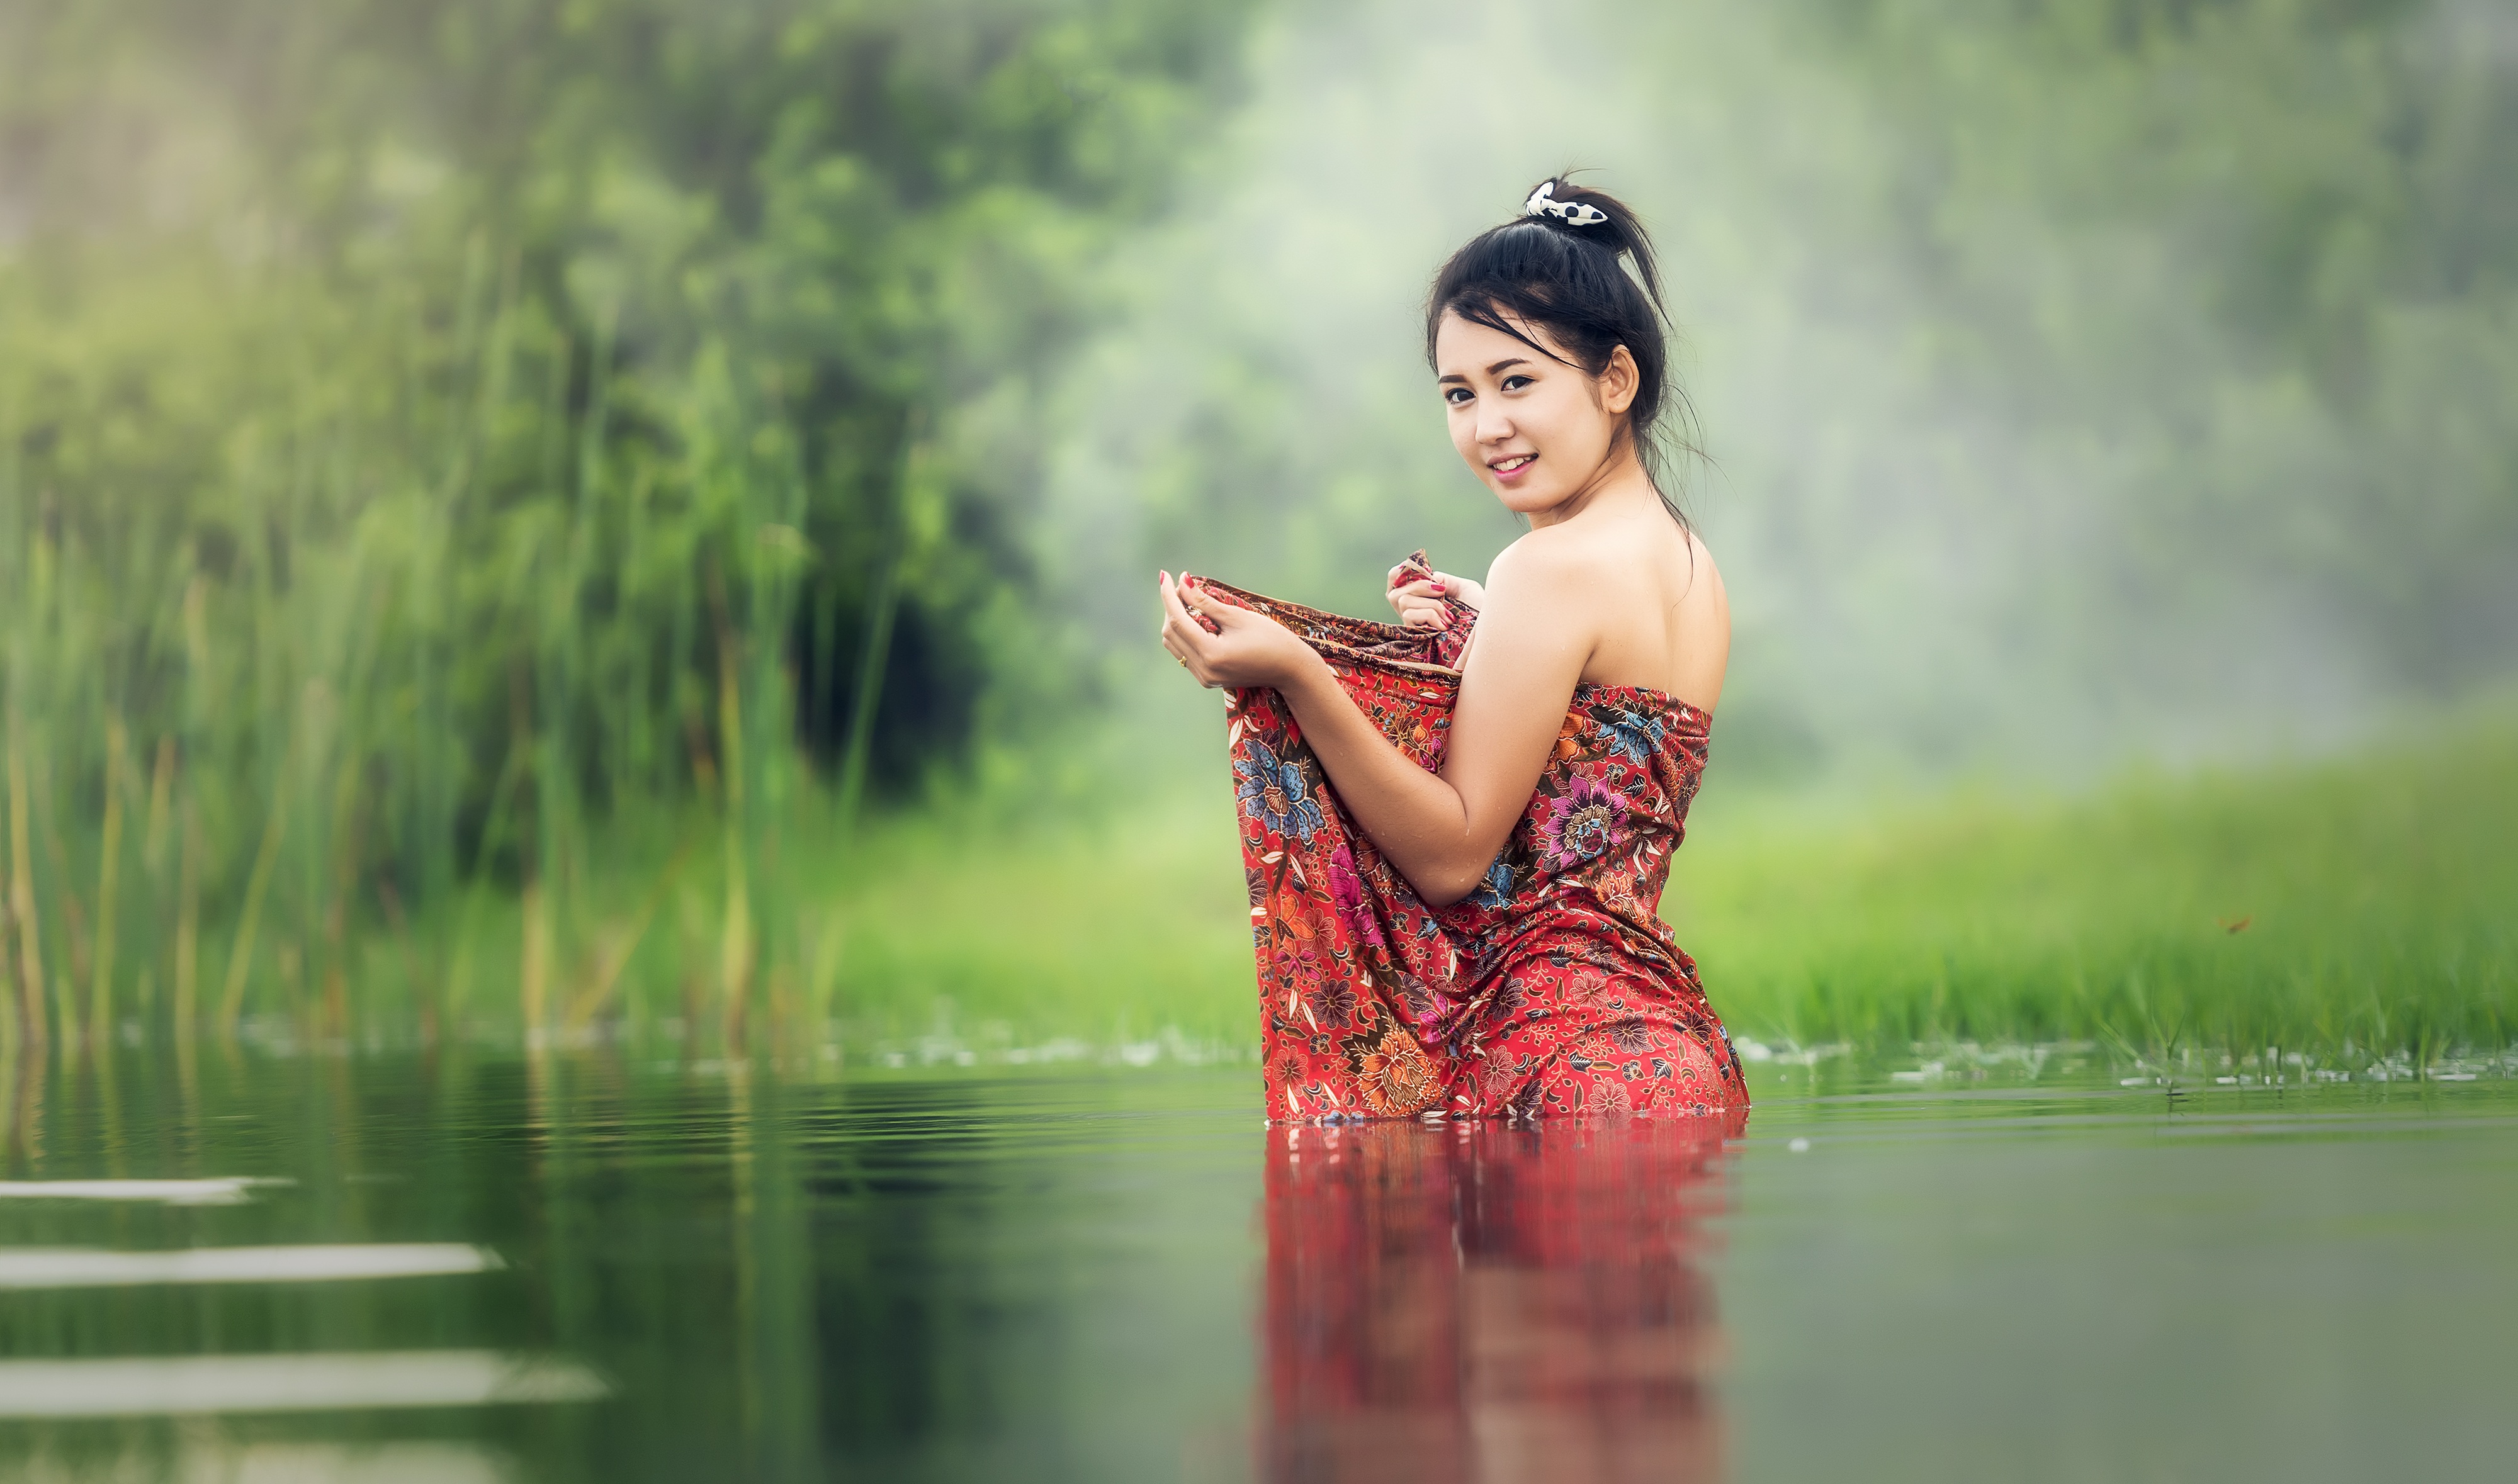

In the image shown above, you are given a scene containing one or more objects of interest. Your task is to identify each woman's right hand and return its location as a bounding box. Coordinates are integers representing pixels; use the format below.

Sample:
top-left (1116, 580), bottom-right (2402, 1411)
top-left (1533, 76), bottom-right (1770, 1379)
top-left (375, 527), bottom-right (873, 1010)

top-left (1386, 567), bottom-right (1484, 628)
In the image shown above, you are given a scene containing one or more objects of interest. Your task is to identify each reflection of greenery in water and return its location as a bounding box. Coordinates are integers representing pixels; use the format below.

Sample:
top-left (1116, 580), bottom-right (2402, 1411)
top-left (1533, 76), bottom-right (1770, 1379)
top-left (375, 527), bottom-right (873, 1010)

top-left (0, 1055), bottom-right (1265, 1481)
top-left (0, 1053), bottom-right (2510, 1480)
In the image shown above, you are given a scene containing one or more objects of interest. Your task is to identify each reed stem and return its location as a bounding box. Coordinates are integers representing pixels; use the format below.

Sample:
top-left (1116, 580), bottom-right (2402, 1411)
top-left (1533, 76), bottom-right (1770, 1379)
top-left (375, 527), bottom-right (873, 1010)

top-left (218, 768), bottom-right (291, 1041)
top-left (174, 797), bottom-right (200, 1035)
top-left (90, 718), bottom-right (124, 1052)
top-left (6, 722), bottom-right (44, 1051)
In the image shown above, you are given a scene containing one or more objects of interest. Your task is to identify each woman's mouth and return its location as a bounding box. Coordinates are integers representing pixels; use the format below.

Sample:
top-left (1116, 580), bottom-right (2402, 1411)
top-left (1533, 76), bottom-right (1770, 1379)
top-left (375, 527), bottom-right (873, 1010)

top-left (1490, 454), bottom-right (1535, 480)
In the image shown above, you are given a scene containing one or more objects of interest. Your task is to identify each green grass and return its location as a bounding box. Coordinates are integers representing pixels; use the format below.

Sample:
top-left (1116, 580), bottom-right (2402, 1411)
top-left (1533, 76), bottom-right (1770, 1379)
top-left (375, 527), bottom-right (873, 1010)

top-left (524, 707), bottom-right (2514, 1072)
top-left (34, 707), bottom-right (2510, 1079)
top-left (1671, 717), bottom-right (2515, 1068)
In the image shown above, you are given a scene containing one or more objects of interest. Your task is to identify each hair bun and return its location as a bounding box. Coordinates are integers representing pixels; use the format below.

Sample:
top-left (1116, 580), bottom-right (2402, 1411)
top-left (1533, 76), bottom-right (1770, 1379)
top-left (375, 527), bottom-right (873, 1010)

top-left (1523, 180), bottom-right (1610, 228)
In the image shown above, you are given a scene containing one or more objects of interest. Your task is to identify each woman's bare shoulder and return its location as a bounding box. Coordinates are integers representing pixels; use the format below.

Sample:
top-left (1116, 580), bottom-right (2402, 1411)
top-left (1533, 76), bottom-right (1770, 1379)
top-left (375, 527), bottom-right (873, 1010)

top-left (1677, 526), bottom-right (1727, 605)
top-left (1484, 524), bottom-right (1620, 598)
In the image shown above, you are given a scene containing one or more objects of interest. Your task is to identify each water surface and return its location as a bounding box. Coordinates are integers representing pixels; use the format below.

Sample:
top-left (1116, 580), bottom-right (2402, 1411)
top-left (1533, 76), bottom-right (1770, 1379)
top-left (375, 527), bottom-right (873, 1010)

top-left (0, 1049), bottom-right (2507, 1481)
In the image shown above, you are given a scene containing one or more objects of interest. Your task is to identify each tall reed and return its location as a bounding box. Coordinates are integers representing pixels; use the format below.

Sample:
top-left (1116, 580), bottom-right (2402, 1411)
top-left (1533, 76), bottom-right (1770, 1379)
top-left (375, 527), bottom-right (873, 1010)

top-left (0, 249), bottom-right (861, 1056)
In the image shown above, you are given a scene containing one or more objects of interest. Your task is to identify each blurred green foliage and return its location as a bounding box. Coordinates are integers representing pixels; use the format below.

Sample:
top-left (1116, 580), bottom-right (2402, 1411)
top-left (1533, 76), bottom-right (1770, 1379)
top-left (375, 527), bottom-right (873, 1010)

top-left (1793, 0), bottom-right (2518, 689)
top-left (0, 0), bottom-right (1244, 1045)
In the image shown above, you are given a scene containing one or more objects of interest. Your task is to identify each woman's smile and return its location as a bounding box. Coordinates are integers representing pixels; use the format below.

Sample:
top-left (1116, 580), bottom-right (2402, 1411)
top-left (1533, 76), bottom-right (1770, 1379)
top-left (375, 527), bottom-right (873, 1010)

top-left (1435, 308), bottom-right (1642, 520)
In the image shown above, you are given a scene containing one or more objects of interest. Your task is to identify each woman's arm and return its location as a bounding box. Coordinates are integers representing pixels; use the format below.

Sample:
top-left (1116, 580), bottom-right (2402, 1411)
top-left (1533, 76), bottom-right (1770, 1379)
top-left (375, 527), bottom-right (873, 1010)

top-left (1159, 546), bottom-right (1591, 906)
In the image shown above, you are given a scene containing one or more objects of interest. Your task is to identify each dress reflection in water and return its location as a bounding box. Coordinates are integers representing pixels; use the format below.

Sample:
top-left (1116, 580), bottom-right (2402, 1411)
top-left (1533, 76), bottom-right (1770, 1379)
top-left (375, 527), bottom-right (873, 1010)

top-left (1263, 1115), bottom-right (1739, 1482)
top-left (1212, 554), bottom-right (1748, 1123)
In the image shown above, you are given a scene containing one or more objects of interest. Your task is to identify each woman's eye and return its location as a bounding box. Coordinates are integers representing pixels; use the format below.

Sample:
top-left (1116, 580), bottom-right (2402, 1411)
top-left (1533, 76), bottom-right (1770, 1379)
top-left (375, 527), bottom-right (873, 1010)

top-left (1443, 387), bottom-right (1473, 406)
top-left (1501, 374), bottom-right (1533, 392)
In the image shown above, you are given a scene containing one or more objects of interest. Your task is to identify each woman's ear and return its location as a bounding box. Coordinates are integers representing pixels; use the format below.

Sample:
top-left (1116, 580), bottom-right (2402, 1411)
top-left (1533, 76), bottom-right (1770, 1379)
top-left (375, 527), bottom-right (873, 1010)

top-left (1601, 346), bottom-right (1640, 417)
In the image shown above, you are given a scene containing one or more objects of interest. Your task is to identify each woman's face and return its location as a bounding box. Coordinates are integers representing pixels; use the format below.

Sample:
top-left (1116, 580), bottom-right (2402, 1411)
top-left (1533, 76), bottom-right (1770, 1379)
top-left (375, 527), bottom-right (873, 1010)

top-left (1433, 307), bottom-right (1635, 518)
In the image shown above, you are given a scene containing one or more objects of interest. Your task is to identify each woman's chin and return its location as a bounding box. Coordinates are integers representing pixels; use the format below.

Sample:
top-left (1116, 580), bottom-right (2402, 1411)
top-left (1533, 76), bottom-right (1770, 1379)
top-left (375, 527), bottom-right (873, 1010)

top-left (1491, 482), bottom-right (1574, 518)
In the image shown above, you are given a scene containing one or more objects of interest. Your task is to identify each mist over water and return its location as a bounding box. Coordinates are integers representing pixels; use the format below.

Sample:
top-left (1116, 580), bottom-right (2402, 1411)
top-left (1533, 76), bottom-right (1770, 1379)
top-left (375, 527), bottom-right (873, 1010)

top-left (1046, 0), bottom-right (2518, 787)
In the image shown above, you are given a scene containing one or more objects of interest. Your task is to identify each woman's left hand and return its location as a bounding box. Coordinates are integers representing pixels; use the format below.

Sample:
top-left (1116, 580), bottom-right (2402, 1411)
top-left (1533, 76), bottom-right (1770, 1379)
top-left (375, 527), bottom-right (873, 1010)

top-left (1159, 571), bottom-right (1318, 690)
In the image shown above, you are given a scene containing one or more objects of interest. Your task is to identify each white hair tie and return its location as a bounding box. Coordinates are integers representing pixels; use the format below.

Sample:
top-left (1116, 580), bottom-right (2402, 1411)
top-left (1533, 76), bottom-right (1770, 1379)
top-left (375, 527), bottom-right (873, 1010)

top-left (1523, 181), bottom-right (1609, 228)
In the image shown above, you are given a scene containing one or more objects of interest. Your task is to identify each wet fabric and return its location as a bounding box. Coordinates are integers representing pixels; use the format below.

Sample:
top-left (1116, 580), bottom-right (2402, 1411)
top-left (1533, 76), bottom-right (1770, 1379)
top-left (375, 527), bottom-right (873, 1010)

top-left (1208, 553), bottom-right (1748, 1123)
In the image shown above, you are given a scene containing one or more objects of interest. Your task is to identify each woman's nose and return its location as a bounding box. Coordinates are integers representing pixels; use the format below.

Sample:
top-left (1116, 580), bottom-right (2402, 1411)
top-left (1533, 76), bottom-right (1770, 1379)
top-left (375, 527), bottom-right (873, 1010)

top-left (1477, 404), bottom-right (1514, 444)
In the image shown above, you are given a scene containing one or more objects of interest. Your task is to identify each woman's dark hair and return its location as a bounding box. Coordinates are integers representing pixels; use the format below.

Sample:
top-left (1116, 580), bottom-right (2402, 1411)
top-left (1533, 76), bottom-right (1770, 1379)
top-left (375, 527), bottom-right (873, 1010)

top-left (1425, 176), bottom-right (1700, 525)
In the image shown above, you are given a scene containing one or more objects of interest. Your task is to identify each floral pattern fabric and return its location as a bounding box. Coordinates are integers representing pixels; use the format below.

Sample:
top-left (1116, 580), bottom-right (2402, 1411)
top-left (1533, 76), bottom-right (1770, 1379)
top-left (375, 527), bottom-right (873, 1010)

top-left (1209, 552), bottom-right (1748, 1123)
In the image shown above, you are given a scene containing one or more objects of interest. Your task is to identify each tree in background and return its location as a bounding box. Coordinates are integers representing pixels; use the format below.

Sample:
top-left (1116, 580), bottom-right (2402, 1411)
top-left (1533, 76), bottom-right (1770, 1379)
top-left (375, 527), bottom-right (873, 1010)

top-left (0, 0), bottom-right (1245, 1043)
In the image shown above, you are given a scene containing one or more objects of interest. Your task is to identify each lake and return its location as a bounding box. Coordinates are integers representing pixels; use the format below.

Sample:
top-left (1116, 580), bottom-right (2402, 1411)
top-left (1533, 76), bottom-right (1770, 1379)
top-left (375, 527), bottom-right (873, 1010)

top-left (0, 1045), bottom-right (2509, 1481)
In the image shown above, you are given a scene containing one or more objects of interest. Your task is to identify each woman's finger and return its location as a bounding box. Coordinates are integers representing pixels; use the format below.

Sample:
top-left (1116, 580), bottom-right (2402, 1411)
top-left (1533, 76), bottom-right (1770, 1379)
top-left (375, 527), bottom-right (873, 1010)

top-left (1159, 573), bottom-right (1226, 683)
top-left (1161, 626), bottom-right (1209, 682)
top-left (1192, 593), bottom-right (1250, 632)
top-left (1166, 572), bottom-right (1224, 636)
top-left (1156, 582), bottom-right (1188, 643)
top-left (1181, 576), bottom-right (1244, 632)
top-left (1158, 570), bottom-right (1186, 634)
top-left (1164, 617), bottom-right (1207, 663)
top-left (1163, 606), bottom-right (1217, 666)
top-left (1167, 627), bottom-right (1214, 685)
top-left (1160, 570), bottom-right (1204, 632)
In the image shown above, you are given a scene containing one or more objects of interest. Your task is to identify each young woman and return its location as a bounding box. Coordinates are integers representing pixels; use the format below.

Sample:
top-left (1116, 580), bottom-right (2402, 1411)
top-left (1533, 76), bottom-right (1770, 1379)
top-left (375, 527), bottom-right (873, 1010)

top-left (1158, 178), bottom-right (1746, 1122)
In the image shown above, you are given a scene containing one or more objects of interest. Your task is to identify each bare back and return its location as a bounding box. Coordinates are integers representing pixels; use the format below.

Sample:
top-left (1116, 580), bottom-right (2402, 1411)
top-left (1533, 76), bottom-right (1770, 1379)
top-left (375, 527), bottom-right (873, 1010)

top-left (1467, 510), bottom-right (1729, 714)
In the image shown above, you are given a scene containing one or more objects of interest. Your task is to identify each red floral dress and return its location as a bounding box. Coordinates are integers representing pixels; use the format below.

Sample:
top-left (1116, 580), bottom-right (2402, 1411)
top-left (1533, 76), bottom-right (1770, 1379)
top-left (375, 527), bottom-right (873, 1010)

top-left (1207, 553), bottom-right (1748, 1123)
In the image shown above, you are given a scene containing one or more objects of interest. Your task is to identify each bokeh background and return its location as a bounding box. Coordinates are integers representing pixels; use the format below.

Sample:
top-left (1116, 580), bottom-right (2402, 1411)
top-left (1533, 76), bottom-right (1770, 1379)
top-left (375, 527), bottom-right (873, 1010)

top-left (1, 0), bottom-right (2512, 1071)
